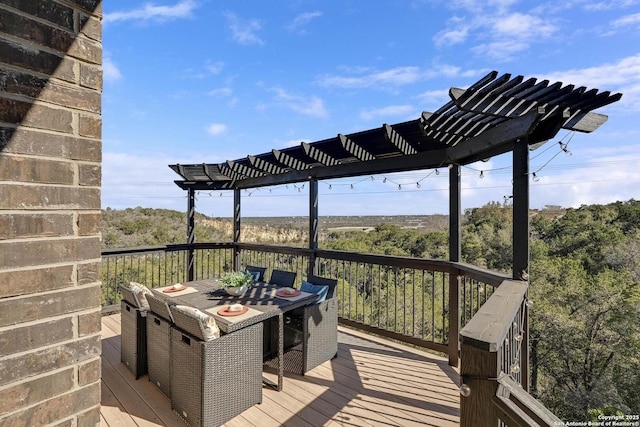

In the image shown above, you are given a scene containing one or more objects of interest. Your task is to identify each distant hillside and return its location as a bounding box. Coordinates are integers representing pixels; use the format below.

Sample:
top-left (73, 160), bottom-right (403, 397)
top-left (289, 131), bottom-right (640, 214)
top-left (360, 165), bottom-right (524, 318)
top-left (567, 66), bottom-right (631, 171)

top-left (100, 207), bottom-right (451, 249)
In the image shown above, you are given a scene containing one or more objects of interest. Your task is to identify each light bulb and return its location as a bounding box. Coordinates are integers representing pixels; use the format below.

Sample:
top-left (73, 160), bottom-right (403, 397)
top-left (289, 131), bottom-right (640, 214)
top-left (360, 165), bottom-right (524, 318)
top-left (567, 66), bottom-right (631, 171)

top-left (460, 384), bottom-right (471, 397)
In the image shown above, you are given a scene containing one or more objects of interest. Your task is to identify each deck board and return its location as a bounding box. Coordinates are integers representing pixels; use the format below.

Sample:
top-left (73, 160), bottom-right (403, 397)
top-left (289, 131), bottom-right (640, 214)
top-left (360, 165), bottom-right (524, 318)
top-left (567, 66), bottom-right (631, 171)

top-left (100, 313), bottom-right (460, 427)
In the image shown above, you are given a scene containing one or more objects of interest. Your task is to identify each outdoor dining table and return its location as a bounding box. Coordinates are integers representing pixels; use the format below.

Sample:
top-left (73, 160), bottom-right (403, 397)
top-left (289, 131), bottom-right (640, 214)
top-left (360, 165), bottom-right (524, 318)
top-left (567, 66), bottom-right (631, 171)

top-left (151, 278), bottom-right (318, 391)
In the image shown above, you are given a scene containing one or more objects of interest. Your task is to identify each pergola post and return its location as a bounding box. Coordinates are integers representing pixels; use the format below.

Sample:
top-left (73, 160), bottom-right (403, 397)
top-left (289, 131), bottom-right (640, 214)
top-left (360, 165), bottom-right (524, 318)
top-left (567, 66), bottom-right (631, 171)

top-left (513, 137), bottom-right (530, 391)
top-left (308, 179), bottom-right (319, 278)
top-left (187, 187), bottom-right (195, 281)
top-left (233, 188), bottom-right (241, 271)
top-left (448, 164), bottom-right (461, 367)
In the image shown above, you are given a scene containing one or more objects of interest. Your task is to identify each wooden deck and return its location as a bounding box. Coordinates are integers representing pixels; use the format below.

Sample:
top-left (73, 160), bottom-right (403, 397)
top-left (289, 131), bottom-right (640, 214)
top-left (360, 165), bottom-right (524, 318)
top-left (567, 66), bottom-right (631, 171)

top-left (101, 313), bottom-right (460, 427)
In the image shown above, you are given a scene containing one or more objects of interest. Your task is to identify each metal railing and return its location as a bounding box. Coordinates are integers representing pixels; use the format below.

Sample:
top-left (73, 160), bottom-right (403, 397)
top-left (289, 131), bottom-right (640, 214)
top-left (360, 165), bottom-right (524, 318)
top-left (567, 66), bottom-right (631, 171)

top-left (102, 242), bottom-right (507, 362)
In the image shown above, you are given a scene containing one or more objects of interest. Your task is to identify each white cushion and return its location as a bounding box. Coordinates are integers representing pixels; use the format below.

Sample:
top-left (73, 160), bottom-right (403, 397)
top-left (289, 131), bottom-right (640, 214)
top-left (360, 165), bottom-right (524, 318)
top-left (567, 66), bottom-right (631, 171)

top-left (128, 281), bottom-right (152, 310)
top-left (173, 305), bottom-right (220, 341)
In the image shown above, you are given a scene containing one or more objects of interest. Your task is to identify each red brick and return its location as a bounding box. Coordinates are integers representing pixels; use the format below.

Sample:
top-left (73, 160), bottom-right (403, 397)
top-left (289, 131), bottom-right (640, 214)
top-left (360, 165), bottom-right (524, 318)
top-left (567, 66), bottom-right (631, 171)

top-left (2, 126), bottom-right (101, 161)
top-left (68, 36), bottom-right (101, 65)
top-left (78, 114), bottom-right (101, 138)
top-left (39, 80), bottom-right (101, 113)
top-left (22, 103), bottom-right (74, 133)
top-left (0, 236), bottom-right (101, 270)
top-left (0, 37), bottom-right (65, 77)
top-left (79, 163), bottom-right (101, 186)
top-left (0, 317), bottom-right (74, 356)
top-left (0, 368), bottom-right (75, 414)
top-left (78, 310), bottom-right (101, 337)
top-left (77, 358), bottom-right (100, 386)
top-left (0, 381), bottom-right (100, 426)
top-left (0, 213), bottom-right (74, 240)
top-left (0, 8), bottom-right (75, 53)
top-left (0, 266), bottom-right (74, 298)
top-left (0, 156), bottom-right (74, 184)
top-left (0, 184), bottom-right (100, 209)
top-left (77, 262), bottom-right (100, 286)
top-left (0, 336), bottom-right (101, 386)
top-left (0, 1), bottom-right (75, 30)
top-left (80, 63), bottom-right (102, 90)
top-left (77, 212), bottom-right (100, 235)
top-left (80, 14), bottom-right (101, 42)
top-left (0, 285), bottom-right (101, 327)
top-left (76, 405), bottom-right (101, 427)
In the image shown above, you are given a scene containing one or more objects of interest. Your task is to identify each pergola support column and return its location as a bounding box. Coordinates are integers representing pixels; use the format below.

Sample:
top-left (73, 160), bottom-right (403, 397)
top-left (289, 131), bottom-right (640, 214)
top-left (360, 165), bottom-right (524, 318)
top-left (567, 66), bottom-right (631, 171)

top-left (187, 188), bottom-right (195, 282)
top-left (308, 179), bottom-right (319, 277)
top-left (448, 164), bottom-right (461, 367)
top-left (513, 137), bottom-right (530, 391)
top-left (233, 188), bottom-right (241, 271)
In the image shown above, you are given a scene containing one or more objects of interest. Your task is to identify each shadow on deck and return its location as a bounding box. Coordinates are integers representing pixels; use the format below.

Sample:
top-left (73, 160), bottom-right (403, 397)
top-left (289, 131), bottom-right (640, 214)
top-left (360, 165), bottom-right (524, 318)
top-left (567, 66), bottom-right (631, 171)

top-left (101, 313), bottom-right (460, 427)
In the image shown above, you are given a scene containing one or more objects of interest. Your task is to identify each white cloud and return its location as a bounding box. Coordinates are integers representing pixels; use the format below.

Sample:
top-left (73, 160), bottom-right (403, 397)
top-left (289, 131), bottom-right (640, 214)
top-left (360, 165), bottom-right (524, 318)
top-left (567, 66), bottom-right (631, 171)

top-left (205, 61), bottom-right (225, 74)
top-left (102, 152), bottom-right (186, 210)
top-left (103, 55), bottom-right (122, 82)
top-left (317, 66), bottom-right (423, 89)
top-left (434, 4), bottom-right (558, 61)
top-left (611, 12), bottom-right (640, 28)
top-left (542, 54), bottom-right (640, 110)
top-left (206, 123), bottom-right (227, 136)
top-left (492, 13), bottom-right (555, 38)
top-left (104, 0), bottom-right (197, 24)
top-left (285, 11), bottom-right (322, 33)
top-left (316, 64), bottom-right (466, 90)
top-left (208, 87), bottom-right (233, 97)
top-left (359, 105), bottom-right (415, 121)
top-left (224, 12), bottom-right (264, 46)
top-left (268, 87), bottom-right (327, 118)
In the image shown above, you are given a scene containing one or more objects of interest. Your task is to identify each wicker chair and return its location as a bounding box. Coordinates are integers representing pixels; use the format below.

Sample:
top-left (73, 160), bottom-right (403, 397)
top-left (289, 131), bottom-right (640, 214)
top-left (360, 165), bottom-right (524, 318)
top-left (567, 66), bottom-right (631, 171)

top-left (145, 294), bottom-right (174, 397)
top-left (281, 275), bottom-right (338, 375)
top-left (169, 306), bottom-right (263, 427)
top-left (119, 285), bottom-right (148, 379)
top-left (245, 265), bottom-right (267, 282)
top-left (268, 269), bottom-right (296, 287)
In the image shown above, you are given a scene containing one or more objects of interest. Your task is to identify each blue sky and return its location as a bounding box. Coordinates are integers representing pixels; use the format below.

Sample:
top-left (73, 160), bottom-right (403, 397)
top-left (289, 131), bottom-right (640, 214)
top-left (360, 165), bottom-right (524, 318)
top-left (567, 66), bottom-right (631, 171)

top-left (102, 0), bottom-right (640, 217)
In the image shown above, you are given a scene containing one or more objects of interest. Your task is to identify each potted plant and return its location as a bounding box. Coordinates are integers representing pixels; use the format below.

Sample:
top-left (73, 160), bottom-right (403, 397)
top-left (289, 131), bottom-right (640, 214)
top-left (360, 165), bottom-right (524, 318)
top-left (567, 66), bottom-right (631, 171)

top-left (221, 271), bottom-right (254, 296)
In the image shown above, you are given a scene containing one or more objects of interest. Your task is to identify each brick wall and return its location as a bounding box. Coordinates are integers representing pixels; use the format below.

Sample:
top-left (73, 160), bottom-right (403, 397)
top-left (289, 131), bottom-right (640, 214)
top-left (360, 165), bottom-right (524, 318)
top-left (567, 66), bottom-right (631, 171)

top-left (0, 1), bottom-right (103, 425)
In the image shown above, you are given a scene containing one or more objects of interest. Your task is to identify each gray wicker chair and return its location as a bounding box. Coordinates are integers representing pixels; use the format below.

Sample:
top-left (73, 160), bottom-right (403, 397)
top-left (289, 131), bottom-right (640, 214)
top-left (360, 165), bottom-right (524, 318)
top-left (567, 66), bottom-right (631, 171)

top-left (145, 294), bottom-right (174, 397)
top-left (169, 306), bottom-right (263, 427)
top-left (281, 275), bottom-right (338, 374)
top-left (119, 285), bottom-right (148, 379)
top-left (245, 265), bottom-right (267, 282)
top-left (268, 269), bottom-right (296, 287)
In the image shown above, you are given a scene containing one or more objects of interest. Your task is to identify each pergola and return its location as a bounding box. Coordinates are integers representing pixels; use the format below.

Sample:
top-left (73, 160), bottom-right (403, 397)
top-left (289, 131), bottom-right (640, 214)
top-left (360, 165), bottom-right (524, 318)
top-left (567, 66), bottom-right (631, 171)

top-left (170, 70), bottom-right (622, 282)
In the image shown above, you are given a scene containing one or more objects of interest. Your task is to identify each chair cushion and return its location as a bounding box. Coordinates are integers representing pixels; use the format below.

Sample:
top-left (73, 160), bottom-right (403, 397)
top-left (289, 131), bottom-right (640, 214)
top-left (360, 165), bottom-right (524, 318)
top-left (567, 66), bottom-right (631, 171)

top-left (301, 280), bottom-right (329, 304)
top-left (128, 282), bottom-right (153, 310)
top-left (173, 305), bottom-right (220, 341)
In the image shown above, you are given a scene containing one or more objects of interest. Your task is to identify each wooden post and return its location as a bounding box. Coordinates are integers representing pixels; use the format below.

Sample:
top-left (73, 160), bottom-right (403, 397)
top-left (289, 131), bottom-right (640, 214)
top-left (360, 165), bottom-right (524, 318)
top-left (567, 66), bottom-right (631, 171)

top-left (187, 187), bottom-right (195, 281)
top-left (233, 188), bottom-right (241, 271)
top-left (460, 341), bottom-right (500, 427)
top-left (448, 164), bottom-right (461, 366)
top-left (308, 179), bottom-right (319, 277)
top-left (512, 137), bottom-right (530, 391)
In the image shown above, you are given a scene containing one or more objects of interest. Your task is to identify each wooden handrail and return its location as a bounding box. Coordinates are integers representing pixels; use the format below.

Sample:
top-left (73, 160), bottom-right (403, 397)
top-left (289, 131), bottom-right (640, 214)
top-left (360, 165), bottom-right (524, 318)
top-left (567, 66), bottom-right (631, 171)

top-left (460, 279), bottom-right (527, 351)
top-left (494, 373), bottom-right (562, 427)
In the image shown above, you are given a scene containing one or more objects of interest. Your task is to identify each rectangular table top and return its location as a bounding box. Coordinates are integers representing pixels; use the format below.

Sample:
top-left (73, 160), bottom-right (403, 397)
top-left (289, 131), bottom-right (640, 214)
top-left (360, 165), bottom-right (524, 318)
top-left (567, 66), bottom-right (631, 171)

top-left (152, 278), bottom-right (317, 333)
